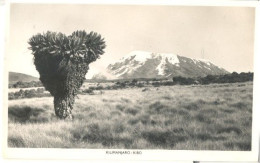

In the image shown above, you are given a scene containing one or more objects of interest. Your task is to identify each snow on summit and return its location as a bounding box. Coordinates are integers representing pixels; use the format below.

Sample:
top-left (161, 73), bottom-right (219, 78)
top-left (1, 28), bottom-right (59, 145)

top-left (196, 59), bottom-right (212, 66)
top-left (120, 51), bottom-right (152, 62)
top-left (155, 53), bottom-right (180, 75)
top-left (110, 51), bottom-right (181, 76)
top-left (120, 51), bottom-right (179, 64)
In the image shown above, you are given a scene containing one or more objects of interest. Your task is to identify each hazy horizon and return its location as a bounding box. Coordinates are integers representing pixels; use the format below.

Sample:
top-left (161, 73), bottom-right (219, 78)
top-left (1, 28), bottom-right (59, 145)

top-left (7, 4), bottom-right (255, 79)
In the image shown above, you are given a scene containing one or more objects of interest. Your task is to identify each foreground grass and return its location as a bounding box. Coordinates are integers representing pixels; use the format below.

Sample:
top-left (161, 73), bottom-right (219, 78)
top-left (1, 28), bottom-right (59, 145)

top-left (8, 82), bottom-right (253, 150)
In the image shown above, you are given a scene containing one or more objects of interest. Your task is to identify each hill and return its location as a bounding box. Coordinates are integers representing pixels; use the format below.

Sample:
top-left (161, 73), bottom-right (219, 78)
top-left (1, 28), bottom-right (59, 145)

top-left (9, 72), bottom-right (39, 84)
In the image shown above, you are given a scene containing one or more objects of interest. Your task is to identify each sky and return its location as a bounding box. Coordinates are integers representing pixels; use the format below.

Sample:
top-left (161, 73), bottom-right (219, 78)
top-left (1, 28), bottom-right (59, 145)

top-left (7, 4), bottom-right (255, 79)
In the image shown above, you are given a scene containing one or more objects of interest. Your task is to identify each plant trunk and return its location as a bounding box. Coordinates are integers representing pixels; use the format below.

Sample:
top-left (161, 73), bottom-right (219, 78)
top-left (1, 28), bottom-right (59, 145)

top-left (54, 95), bottom-right (73, 120)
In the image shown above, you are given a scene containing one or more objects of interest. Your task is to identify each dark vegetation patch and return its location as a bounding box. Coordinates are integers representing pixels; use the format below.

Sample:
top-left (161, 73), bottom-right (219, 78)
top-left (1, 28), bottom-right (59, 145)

top-left (139, 115), bottom-right (151, 125)
top-left (192, 133), bottom-right (226, 141)
top-left (220, 108), bottom-right (235, 114)
top-left (223, 142), bottom-right (235, 149)
top-left (183, 99), bottom-right (207, 111)
top-left (116, 104), bottom-right (125, 111)
top-left (149, 101), bottom-right (166, 113)
top-left (73, 123), bottom-right (133, 148)
top-left (148, 101), bottom-right (176, 114)
top-left (142, 88), bottom-right (151, 92)
top-left (229, 102), bottom-right (249, 110)
top-left (82, 89), bottom-right (94, 95)
top-left (242, 117), bottom-right (252, 126)
top-left (88, 112), bottom-right (97, 118)
top-left (163, 107), bottom-right (178, 115)
top-left (172, 128), bottom-right (185, 133)
top-left (224, 141), bottom-right (251, 151)
top-left (164, 120), bottom-right (173, 126)
top-left (235, 141), bottom-right (251, 151)
top-left (183, 103), bottom-right (200, 111)
top-left (161, 96), bottom-right (172, 100)
top-left (217, 127), bottom-right (242, 135)
top-left (113, 123), bottom-right (125, 133)
top-left (128, 118), bottom-right (139, 125)
top-left (8, 136), bottom-right (25, 147)
top-left (110, 111), bottom-right (122, 116)
top-left (121, 98), bottom-right (131, 103)
top-left (141, 130), bottom-right (187, 147)
top-left (125, 108), bottom-right (139, 115)
top-left (200, 108), bottom-right (218, 115)
top-left (177, 110), bottom-right (190, 117)
top-left (210, 99), bottom-right (224, 105)
top-left (8, 105), bottom-right (51, 123)
top-left (224, 119), bottom-right (235, 124)
top-left (194, 113), bottom-right (212, 123)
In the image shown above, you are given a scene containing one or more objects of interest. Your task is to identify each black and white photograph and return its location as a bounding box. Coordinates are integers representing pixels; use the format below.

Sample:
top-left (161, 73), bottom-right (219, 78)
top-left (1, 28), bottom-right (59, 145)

top-left (2, 0), bottom-right (260, 162)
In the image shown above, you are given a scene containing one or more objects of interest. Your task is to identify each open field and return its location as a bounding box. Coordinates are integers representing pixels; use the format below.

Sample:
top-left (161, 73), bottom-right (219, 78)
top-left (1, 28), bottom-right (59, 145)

top-left (8, 82), bottom-right (253, 150)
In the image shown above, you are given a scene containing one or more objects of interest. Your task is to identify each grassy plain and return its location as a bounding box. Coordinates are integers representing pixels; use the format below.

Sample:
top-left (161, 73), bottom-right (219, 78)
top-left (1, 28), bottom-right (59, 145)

top-left (8, 82), bottom-right (253, 150)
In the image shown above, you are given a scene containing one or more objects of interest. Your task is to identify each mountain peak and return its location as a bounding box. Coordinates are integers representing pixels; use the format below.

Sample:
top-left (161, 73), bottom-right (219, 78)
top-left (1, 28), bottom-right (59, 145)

top-left (107, 51), bottom-right (229, 79)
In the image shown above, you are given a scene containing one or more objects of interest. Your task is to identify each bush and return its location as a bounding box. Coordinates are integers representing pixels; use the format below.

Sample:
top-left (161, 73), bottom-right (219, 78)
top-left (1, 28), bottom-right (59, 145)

top-left (132, 79), bottom-right (138, 84)
top-left (163, 81), bottom-right (174, 86)
top-left (105, 85), bottom-right (112, 90)
top-left (36, 88), bottom-right (45, 93)
top-left (95, 86), bottom-right (104, 90)
top-left (152, 82), bottom-right (160, 87)
top-left (10, 81), bottom-right (42, 88)
top-left (8, 88), bottom-right (50, 100)
top-left (172, 76), bottom-right (195, 85)
top-left (83, 89), bottom-right (94, 94)
top-left (89, 86), bottom-right (96, 90)
top-left (136, 83), bottom-right (144, 87)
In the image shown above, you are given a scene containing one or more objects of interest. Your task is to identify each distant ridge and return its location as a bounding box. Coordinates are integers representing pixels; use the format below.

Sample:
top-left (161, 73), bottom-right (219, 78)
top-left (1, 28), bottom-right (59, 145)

top-left (9, 72), bottom-right (39, 84)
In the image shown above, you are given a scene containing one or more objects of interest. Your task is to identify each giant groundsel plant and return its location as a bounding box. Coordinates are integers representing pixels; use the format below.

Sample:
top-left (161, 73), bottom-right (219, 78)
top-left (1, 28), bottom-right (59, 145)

top-left (28, 30), bottom-right (106, 119)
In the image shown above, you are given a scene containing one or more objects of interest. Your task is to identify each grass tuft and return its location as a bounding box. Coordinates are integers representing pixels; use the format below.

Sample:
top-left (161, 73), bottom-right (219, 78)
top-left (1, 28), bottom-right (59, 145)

top-left (8, 105), bottom-right (52, 123)
top-left (125, 108), bottom-right (139, 115)
top-left (142, 130), bottom-right (187, 147)
top-left (217, 127), bottom-right (242, 135)
top-left (194, 113), bottom-right (212, 123)
top-left (193, 133), bottom-right (226, 141)
top-left (8, 136), bottom-right (25, 147)
top-left (229, 102), bottom-right (248, 110)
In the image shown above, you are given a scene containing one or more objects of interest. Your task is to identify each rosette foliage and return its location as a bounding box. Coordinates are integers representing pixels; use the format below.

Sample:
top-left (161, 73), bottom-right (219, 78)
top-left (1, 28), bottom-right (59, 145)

top-left (28, 30), bottom-right (106, 119)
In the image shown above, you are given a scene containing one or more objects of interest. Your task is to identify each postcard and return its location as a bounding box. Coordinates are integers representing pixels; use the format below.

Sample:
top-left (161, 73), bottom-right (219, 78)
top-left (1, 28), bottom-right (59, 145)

top-left (1, 0), bottom-right (259, 162)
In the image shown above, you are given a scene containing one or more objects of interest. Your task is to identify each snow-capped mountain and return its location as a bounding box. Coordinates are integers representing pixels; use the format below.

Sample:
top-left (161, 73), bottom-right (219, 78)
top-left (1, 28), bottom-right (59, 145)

top-left (107, 51), bottom-right (229, 79)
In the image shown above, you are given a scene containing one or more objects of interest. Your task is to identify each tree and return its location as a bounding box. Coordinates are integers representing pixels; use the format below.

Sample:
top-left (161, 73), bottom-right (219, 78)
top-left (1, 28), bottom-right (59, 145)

top-left (28, 30), bottom-right (106, 119)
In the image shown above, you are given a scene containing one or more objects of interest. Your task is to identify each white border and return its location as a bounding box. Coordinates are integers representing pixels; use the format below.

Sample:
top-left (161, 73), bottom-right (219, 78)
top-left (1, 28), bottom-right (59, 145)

top-left (7, 0), bottom-right (260, 7)
top-left (1, 0), bottom-right (260, 162)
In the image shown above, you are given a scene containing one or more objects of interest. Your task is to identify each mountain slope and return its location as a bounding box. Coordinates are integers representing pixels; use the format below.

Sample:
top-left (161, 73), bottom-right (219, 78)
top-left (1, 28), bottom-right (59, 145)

top-left (9, 72), bottom-right (39, 84)
top-left (107, 51), bottom-right (229, 79)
